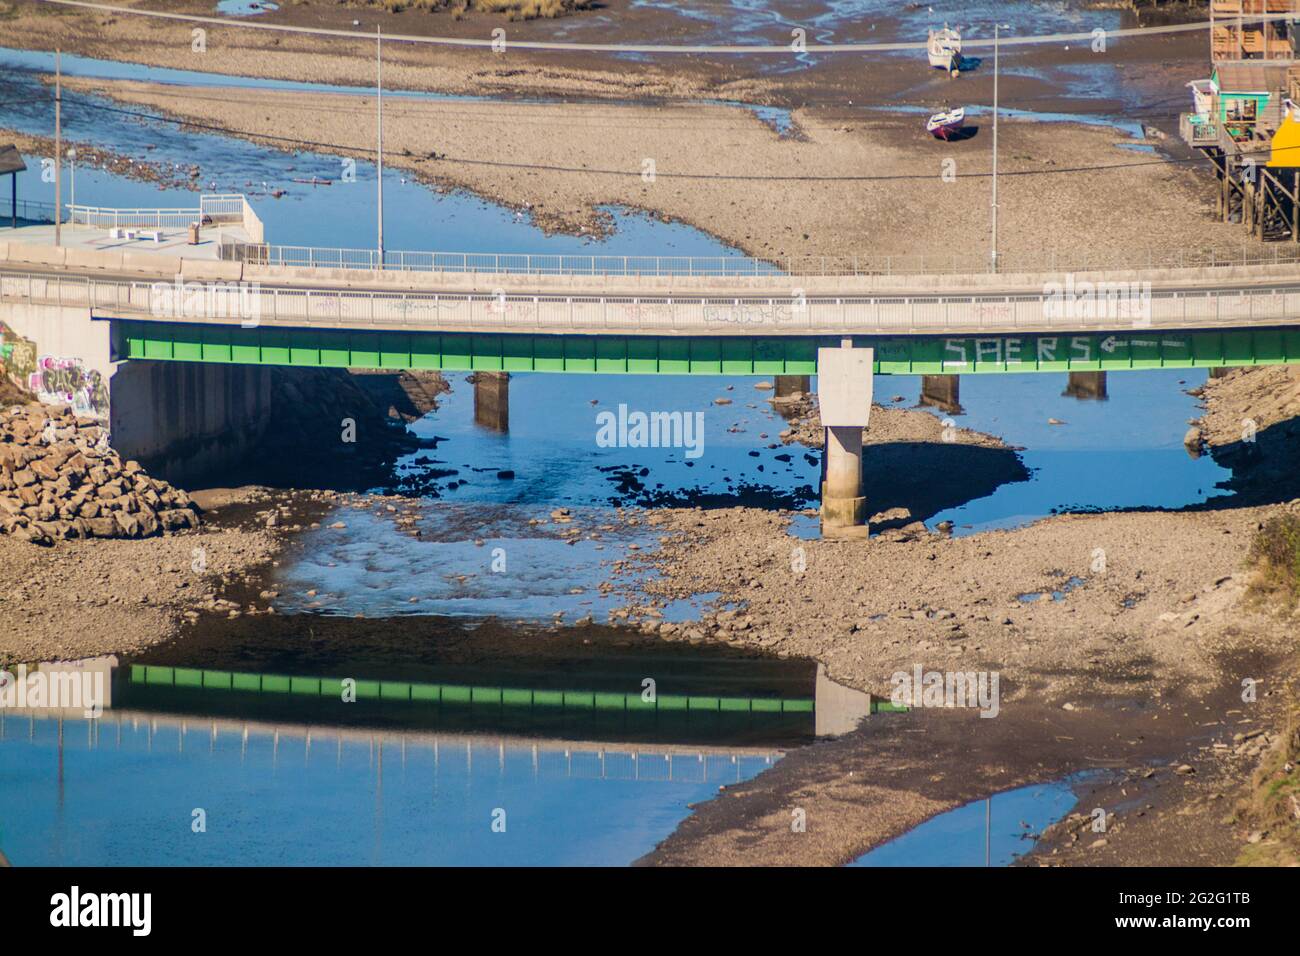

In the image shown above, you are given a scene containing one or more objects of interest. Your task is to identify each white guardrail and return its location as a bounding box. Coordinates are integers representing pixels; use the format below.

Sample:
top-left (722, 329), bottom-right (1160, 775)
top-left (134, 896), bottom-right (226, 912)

top-left (219, 239), bottom-right (1300, 279)
top-left (4, 268), bottom-right (1300, 334)
top-left (64, 195), bottom-right (264, 241)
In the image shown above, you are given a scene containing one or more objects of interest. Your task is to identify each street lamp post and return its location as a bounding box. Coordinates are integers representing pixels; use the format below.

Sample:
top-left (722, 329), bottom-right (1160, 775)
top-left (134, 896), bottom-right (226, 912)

top-left (376, 25), bottom-right (385, 270)
top-left (991, 24), bottom-right (1001, 273)
top-left (990, 22), bottom-right (1012, 274)
top-left (54, 49), bottom-right (61, 247)
top-left (67, 146), bottom-right (76, 231)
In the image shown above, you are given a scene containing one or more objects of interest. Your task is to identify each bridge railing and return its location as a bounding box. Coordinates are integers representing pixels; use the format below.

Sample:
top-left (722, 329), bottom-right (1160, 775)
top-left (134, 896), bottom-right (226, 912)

top-left (7, 266), bottom-right (1300, 335)
top-left (67, 204), bottom-right (204, 230)
top-left (0, 198), bottom-right (57, 225)
top-left (57, 195), bottom-right (263, 238)
top-left (218, 238), bottom-right (1300, 278)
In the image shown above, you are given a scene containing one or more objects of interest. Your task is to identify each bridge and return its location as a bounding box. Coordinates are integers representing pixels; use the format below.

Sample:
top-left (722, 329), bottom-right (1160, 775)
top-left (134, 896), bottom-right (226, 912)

top-left (4, 197), bottom-right (1299, 528)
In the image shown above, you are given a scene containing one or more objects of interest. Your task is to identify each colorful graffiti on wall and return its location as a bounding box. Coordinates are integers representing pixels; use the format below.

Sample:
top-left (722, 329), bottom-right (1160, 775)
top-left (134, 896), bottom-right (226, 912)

top-left (0, 321), bottom-right (37, 390)
top-left (0, 324), bottom-right (110, 421)
top-left (28, 356), bottom-right (110, 421)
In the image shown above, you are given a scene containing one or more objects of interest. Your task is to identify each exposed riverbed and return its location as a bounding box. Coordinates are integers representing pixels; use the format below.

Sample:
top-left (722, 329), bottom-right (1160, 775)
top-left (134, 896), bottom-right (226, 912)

top-left (1, 8), bottom-right (1297, 868)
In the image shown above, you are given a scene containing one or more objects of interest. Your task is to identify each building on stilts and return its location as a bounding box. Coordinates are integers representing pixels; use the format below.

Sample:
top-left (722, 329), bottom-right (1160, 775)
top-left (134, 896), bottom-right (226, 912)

top-left (1181, 2), bottom-right (1300, 241)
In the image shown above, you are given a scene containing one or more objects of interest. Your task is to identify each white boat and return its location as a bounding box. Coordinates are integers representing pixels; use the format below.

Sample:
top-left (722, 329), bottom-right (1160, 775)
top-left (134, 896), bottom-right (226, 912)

top-left (926, 107), bottom-right (966, 140)
top-left (927, 24), bottom-right (962, 75)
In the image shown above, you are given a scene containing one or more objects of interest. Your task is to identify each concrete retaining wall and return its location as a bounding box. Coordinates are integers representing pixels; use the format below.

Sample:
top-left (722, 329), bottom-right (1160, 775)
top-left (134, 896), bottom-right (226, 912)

top-left (108, 360), bottom-right (272, 486)
top-left (0, 301), bottom-right (113, 420)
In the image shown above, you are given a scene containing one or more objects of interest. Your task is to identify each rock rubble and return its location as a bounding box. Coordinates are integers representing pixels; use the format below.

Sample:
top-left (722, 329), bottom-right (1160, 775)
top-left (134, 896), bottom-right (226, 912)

top-left (0, 404), bottom-right (201, 546)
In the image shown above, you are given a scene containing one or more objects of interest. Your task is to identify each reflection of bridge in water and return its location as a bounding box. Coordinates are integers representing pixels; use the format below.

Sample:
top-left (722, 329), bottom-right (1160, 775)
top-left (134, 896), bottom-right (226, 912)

top-left (117, 660), bottom-right (878, 746)
top-left (0, 655), bottom-right (880, 751)
top-left (1, 708), bottom-right (782, 786)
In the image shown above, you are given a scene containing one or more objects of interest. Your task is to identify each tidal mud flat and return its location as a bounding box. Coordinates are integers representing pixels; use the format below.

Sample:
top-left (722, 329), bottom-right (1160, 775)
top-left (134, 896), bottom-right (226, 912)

top-left (0, 0), bottom-right (1205, 116)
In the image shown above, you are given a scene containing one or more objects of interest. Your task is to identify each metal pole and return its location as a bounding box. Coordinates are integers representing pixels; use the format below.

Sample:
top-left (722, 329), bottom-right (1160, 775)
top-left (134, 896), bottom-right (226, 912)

top-left (54, 49), bottom-right (61, 246)
top-left (990, 25), bottom-right (999, 273)
top-left (376, 26), bottom-right (384, 269)
top-left (68, 147), bottom-right (75, 231)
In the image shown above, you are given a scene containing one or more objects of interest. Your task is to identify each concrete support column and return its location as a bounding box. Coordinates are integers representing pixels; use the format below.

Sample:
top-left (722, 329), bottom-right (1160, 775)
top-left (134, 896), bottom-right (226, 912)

top-left (774, 374), bottom-right (810, 401)
top-left (817, 343), bottom-right (873, 534)
top-left (473, 371), bottom-right (509, 432)
top-left (822, 424), bottom-right (866, 528)
top-left (919, 374), bottom-right (961, 414)
top-left (1062, 370), bottom-right (1108, 401)
top-left (1209, 366), bottom-right (1232, 379)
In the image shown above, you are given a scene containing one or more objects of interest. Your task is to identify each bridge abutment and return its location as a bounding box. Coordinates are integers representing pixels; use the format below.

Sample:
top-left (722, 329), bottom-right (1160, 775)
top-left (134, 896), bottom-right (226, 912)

top-left (0, 303), bottom-right (274, 486)
top-left (817, 344), bottom-right (873, 534)
top-left (108, 360), bottom-right (273, 486)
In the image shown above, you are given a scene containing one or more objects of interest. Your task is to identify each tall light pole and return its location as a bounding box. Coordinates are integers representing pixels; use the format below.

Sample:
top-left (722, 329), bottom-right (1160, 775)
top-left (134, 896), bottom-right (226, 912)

top-left (67, 146), bottom-right (76, 230)
top-left (990, 24), bottom-right (1000, 273)
top-left (376, 25), bottom-right (385, 269)
top-left (54, 49), bottom-right (61, 247)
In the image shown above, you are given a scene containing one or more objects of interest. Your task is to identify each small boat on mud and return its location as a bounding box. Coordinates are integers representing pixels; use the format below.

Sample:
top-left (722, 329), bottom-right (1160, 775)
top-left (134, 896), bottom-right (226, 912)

top-left (927, 24), bottom-right (962, 76)
top-left (926, 107), bottom-right (966, 140)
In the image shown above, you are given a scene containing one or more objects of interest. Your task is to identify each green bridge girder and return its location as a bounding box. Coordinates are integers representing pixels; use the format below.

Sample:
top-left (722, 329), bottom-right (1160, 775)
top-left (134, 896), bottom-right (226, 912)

top-left (113, 320), bottom-right (1300, 375)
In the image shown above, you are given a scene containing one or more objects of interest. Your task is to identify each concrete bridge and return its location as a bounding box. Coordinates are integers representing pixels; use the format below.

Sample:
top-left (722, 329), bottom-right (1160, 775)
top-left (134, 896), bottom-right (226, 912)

top-left (4, 202), bottom-right (1300, 529)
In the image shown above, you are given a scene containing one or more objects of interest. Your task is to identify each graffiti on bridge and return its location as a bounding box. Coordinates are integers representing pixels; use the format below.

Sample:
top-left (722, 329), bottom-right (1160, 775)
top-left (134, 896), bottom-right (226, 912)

top-left (28, 357), bottom-right (109, 421)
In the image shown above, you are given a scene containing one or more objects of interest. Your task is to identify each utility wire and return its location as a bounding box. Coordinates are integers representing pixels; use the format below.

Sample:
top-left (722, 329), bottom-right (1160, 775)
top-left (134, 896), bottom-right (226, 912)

top-left (65, 96), bottom-right (1243, 182)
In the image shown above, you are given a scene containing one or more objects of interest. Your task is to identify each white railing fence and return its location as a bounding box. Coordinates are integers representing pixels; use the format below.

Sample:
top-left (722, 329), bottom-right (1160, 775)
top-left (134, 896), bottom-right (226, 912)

top-left (4, 267), bottom-right (1300, 336)
top-left (219, 238), bottom-right (1300, 279)
top-left (57, 194), bottom-right (262, 238)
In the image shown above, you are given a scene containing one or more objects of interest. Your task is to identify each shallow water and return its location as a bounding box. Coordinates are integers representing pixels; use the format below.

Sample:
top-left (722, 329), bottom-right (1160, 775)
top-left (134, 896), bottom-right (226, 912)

top-left (216, 0), bottom-right (278, 15)
top-left (849, 777), bottom-right (1085, 867)
top-left (272, 374), bottom-right (817, 620)
top-left (907, 368), bottom-right (1233, 534)
top-left (0, 709), bottom-right (779, 865)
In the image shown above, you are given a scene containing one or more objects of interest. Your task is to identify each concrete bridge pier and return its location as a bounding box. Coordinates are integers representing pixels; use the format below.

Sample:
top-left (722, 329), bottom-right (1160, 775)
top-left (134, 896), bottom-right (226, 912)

top-left (473, 371), bottom-right (510, 432)
top-left (1062, 371), bottom-right (1108, 401)
top-left (817, 343), bottom-right (873, 534)
top-left (919, 374), bottom-right (961, 414)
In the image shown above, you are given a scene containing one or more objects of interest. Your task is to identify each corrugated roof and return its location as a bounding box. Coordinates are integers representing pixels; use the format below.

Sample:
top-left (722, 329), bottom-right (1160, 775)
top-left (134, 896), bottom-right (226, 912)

top-left (1214, 62), bottom-right (1291, 94)
top-left (0, 144), bottom-right (25, 176)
